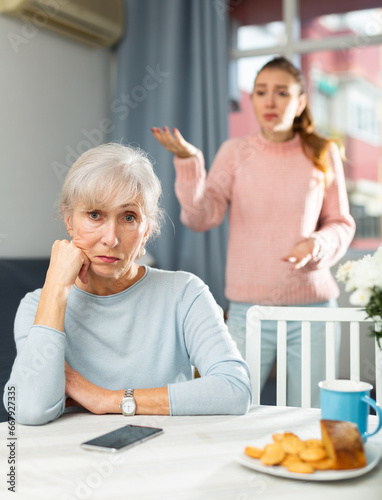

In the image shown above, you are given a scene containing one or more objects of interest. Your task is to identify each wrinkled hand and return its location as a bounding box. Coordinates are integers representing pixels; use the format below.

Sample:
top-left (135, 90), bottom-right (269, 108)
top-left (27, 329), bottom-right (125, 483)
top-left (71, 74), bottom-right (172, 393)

top-left (45, 239), bottom-right (90, 290)
top-left (281, 238), bottom-right (320, 270)
top-left (65, 362), bottom-right (111, 415)
top-left (152, 126), bottom-right (198, 158)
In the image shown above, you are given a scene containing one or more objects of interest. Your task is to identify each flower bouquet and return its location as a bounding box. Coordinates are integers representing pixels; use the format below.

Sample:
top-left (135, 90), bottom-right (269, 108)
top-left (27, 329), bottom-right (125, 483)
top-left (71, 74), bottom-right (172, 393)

top-left (336, 248), bottom-right (382, 348)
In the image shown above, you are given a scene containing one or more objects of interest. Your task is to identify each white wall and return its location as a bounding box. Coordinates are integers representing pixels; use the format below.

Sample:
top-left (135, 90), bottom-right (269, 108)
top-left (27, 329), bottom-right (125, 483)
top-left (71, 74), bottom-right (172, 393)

top-left (0, 15), bottom-right (114, 257)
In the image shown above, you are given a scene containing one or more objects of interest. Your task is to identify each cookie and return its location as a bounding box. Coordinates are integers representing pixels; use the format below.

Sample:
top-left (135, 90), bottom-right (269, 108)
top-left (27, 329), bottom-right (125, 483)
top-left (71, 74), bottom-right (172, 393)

top-left (244, 446), bottom-right (263, 459)
top-left (299, 447), bottom-right (327, 463)
top-left (287, 461), bottom-right (315, 474)
top-left (280, 433), bottom-right (306, 455)
top-left (310, 458), bottom-right (334, 470)
top-left (304, 438), bottom-right (324, 448)
top-left (260, 443), bottom-right (285, 465)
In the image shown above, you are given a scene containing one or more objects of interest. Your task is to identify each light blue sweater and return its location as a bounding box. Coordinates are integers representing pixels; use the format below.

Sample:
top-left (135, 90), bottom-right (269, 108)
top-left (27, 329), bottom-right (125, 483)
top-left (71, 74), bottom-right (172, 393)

top-left (3, 266), bottom-right (252, 425)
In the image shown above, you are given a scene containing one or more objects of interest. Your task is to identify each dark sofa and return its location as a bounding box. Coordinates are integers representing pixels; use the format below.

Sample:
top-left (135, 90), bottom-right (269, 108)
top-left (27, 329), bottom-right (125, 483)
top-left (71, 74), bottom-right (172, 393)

top-left (0, 259), bottom-right (49, 422)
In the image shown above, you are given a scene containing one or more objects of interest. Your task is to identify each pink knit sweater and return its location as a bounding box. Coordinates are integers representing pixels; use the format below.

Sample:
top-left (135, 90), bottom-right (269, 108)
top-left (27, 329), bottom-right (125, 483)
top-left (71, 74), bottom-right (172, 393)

top-left (174, 132), bottom-right (355, 305)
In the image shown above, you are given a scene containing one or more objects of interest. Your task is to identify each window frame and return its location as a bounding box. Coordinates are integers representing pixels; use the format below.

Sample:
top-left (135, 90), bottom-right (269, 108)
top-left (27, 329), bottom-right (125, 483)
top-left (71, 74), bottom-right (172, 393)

top-left (229, 0), bottom-right (382, 62)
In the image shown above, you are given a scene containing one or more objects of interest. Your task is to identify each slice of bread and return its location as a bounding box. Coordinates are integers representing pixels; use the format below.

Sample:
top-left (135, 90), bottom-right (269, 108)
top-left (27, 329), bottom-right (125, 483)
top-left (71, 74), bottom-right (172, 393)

top-left (320, 419), bottom-right (367, 470)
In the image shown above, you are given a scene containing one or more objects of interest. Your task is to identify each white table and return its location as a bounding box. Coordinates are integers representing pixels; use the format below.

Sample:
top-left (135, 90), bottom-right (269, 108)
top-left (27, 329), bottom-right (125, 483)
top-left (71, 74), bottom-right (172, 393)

top-left (1, 406), bottom-right (381, 500)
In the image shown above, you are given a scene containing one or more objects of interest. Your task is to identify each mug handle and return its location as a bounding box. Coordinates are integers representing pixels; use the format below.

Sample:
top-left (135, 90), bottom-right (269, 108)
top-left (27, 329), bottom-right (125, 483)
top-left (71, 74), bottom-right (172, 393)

top-left (362, 395), bottom-right (382, 439)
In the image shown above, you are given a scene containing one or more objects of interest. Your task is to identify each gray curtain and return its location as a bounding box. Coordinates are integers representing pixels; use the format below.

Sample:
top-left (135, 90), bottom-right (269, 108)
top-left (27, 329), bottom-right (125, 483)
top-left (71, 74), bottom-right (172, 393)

top-left (112, 0), bottom-right (229, 308)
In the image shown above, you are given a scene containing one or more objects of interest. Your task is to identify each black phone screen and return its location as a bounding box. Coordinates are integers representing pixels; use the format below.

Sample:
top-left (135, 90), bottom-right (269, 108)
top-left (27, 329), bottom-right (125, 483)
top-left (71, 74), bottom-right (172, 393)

top-left (81, 424), bottom-right (163, 452)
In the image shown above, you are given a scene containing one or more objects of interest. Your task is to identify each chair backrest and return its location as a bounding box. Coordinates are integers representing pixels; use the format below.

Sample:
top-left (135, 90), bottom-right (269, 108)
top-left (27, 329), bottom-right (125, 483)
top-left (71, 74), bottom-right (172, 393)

top-left (246, 306), bottom-right (381, 408)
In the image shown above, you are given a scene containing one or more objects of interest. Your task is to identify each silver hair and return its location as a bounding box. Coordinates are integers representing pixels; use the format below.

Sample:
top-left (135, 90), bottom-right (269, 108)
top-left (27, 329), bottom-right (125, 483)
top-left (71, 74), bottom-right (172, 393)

top-left (60, 142), bottom-right (164, 240)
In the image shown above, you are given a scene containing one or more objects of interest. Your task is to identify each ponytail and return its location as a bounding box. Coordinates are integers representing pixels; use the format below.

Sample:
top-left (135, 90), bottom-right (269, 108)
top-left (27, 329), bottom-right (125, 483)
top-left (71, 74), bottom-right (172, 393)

top-left (293, 104), bottom-right (336, 186)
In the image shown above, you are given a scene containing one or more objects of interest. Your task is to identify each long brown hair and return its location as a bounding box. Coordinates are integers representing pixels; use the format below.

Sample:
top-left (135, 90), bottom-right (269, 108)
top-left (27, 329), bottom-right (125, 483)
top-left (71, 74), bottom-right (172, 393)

top-left (257, 56), bottom-right (340, 185)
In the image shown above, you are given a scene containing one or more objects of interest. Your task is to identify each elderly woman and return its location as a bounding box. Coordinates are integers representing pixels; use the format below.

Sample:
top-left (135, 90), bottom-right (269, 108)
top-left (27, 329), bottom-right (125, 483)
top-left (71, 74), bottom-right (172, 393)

top-left (3, 143), bottom-right (251, 425)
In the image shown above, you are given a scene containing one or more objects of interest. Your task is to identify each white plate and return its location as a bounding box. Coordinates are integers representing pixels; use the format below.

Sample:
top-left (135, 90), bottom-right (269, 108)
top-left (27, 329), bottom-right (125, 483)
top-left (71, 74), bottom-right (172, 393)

top-left (236, 441), bottom-right (381, 482)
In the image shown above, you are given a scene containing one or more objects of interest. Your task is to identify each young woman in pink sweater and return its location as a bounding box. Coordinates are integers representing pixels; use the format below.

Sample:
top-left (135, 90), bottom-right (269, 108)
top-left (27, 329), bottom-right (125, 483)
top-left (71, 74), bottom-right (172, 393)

top-left (152, 56), bottom-right (355, 407)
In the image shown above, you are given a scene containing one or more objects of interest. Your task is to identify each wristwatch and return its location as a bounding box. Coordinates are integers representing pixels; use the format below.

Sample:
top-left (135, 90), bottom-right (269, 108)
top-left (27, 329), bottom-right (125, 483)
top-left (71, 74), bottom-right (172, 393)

top-left (119, 389), bottom-right (136, 416)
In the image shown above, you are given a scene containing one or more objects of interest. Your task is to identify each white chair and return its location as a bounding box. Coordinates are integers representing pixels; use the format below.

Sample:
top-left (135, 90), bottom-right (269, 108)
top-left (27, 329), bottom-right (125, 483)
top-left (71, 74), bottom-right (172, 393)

top-left (246, 306), bottom-right (382, 408)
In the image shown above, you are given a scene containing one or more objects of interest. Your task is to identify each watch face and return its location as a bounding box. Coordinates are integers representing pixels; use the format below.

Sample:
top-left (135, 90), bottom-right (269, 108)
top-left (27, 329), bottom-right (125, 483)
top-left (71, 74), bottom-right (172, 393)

top-left (122, 398), bottom-right (136, 415)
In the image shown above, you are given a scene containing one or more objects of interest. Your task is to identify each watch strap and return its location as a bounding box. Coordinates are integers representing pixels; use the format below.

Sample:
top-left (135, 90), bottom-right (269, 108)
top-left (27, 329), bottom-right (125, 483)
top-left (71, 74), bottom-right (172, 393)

top-left (119, 389), bottom-right (136, 416)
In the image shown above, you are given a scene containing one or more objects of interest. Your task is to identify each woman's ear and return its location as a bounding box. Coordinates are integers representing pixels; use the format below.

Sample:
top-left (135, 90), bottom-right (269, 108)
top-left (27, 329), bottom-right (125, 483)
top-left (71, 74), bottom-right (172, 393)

top-left (143, 221), bottom-right (151, 242)
top-left (64, 212), bottom-right (73, 238)
top-left (296, 93), bottom-right (307, 117)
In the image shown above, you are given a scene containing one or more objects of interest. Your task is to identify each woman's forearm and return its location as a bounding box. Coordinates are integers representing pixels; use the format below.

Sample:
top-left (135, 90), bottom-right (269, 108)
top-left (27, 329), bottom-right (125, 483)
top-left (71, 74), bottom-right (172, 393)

top-left (65, 364), bottom-right (170, 416)
top-left (34, 284), bottom-right (68, 332)
top-left (133, 387), bottom-right (170, 415)
top-left (94, 387), bottom-right (170, 416)
top-left (7, 326), bottom-right (67, 425)
top-left (34, 239), bottom-right (90, 331)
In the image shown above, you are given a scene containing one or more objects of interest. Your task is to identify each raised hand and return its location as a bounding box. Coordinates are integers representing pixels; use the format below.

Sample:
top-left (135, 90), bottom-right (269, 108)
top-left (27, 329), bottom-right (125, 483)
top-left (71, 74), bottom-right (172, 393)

top-left (152, 126), bottom-right (198, 158)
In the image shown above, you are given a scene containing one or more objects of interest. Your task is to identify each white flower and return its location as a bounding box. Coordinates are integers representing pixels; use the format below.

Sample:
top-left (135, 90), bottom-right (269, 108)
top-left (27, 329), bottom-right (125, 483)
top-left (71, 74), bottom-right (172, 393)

top-left (336, 261), bottom-right (354, 283)
top-left (337, 249), bottom-right (382, 348)
top-left (349, 288), bottom-right (372, 306)
top-left (360, 258), bottom-right (382, 289)
top-left (337, 249), bottom-right (382, 304)
top-left (342, 253), bottom-right (382, 291)
top-left (342, 258), bottom-right (366, 291)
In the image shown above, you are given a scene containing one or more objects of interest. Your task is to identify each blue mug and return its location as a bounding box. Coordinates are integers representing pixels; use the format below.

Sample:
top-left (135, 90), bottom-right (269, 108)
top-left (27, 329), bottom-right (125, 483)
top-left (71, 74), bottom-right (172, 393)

top-left (319, 379), bottom-right (382, 441)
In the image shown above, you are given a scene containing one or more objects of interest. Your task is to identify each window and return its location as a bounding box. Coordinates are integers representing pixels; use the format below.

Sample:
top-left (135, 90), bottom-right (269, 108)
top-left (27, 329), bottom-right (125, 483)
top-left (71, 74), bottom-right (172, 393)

top-left (229, 1), bottom-right (382, 248)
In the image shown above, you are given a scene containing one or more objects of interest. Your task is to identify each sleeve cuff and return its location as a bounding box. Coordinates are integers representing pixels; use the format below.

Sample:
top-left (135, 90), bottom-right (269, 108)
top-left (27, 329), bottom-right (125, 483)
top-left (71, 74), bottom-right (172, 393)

top-left (309, 234), bottom-right (324, 262)
top-left (173, 150), bottom-right (206, 183)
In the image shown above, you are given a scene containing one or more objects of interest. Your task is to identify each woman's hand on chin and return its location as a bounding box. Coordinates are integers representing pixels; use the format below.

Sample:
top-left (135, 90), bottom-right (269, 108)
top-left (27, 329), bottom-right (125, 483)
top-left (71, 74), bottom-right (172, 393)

top-left (34, 240), bottom-right (91, 330)
top-left (46, 239), bottom-right (91, 290)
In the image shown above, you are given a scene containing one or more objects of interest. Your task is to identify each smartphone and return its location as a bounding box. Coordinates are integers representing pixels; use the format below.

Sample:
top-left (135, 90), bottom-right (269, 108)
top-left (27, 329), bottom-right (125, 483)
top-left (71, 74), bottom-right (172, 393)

top-left (80, 424), bottom-right (163, 452)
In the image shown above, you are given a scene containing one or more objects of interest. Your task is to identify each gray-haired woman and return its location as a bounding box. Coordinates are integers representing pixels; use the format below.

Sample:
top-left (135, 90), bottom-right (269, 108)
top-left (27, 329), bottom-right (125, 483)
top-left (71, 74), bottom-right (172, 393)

top-left (3, 143), bottom-right (251, 425)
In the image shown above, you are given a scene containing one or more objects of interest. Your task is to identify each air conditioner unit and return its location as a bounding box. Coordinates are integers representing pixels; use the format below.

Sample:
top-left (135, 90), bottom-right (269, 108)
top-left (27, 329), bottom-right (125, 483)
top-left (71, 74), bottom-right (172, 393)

top-left (0, 0), bottom-right (125, 48)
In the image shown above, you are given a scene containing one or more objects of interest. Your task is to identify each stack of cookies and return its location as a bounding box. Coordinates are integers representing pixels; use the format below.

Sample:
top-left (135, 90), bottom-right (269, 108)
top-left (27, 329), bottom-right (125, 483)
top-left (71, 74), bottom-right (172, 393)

top-left (245, 431), bottom-right (334, 474)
